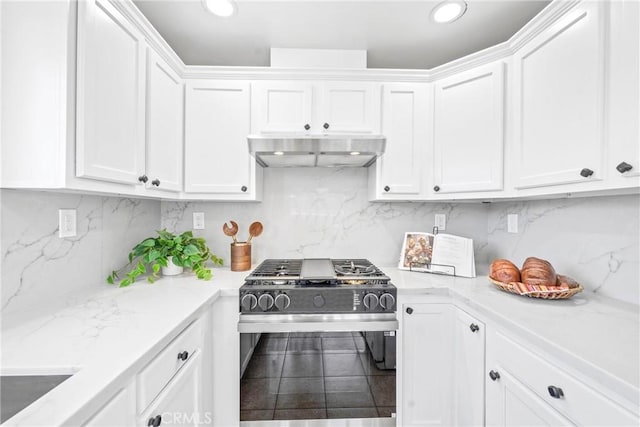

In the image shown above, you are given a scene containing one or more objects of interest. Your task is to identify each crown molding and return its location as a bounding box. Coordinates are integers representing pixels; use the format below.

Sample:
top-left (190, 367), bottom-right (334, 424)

top-left (112, 0), bottom-right (583, 83)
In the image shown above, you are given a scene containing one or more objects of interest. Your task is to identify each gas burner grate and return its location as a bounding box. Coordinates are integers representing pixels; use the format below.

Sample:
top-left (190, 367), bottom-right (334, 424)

top-left (247, 259), bottom-right (302, 278)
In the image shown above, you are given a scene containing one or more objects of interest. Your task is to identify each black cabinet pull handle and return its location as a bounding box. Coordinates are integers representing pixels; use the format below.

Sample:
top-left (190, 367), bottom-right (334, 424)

top-left (241, 186), bottom-right (248, 192)
top-left (580, 168), bottom-right (594, 178)
top-left (138, 175), bottom-right (148, 183)
top-left (469, 323), bottom-right (479, 332)
top-left (178, 351), bottom-right (189, 361)
top-left (151, 179), bottom-right (160, 187)
top-left (616, 162), bottom-right (633, 174)
top-left (148, 415), bottom-right (162, 427)
top-left (304, 124), bottom-right (310, 131)
top-left (434, 185), bottom-right (440, 192)
top-left (384, 185), bottom-right (390, 192)
top-left (323, 122), bottom-right (330, 130)
top-left (489, 370), bottom-right (500, 381)
top-left (548, 385), bottom-right (564, 399)
top-left (405, 307), bottom-right (413, 315)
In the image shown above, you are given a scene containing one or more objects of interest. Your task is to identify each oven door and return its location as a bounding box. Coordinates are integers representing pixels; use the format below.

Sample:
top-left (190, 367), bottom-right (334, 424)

top-left (238, 313), bottom-right (397, 425)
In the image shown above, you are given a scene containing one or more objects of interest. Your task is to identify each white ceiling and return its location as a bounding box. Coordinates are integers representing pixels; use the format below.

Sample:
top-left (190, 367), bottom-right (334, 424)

top-left (133, 0), bottom-right (551, 70)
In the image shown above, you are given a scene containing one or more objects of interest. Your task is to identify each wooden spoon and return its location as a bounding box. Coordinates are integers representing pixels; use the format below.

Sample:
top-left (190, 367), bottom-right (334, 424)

top-left (222, 220), bottom-right (239, 243)
top-left (247, 221), bottom-right (263, 243)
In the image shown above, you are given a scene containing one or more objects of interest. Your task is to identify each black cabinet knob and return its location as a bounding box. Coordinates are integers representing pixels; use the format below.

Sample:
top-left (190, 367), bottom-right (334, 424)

top-left (148, 415), bottom-right (162, 427)
top-left (580, 168), bottom-right (594, 178)
top-left (323, 122), bottom-right (330, 130)
top-left (469, 323), bottom-right (479, 333)
top-left (384, 185), bottom-right (390, 192)
top-left (434, 185), bottom-right (440, 192)
top-left (304, 124), bottom-right (310, 131)
top-left (241, 186), bottom-right (247, 192)
top-left (138, 175), bottom-right (148, 183)
top-left (616, 161), bottom-right (633, 174)
top-left (177, 351), bottom-right (189, 361)
top-left (151, 179), bottom-right (160, 187)
top-left (547, 385), bottom-right (564, 399)
top-left (489, 370), bottom-right (500, 381)
top-left (405, 307), bottom-right (413, 315)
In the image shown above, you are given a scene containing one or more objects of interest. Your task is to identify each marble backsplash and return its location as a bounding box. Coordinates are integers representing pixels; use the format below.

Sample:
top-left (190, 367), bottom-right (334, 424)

top-left (0, 190), bottom-right (160, 324)
top-left (487, 195), bottom-right (640, 305)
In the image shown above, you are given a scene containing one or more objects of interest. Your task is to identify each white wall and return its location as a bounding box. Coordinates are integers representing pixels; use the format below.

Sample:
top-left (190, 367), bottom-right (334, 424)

top-left (0, 190), bottom-right (160, 327)
top-left (487, 194), bottom-right (640, 305)
top-left (162, 168), bottom-right (490, 268)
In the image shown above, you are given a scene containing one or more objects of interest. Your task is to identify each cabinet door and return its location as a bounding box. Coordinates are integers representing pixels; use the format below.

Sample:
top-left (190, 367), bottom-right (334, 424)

top-left (607, 0), bottom-right (640, 183)
top-left (76, 0), bottom-right (146, 185)
top-left (401, 303), bottom-right (454, 426)
top-left (145, 49), bottom-right (183, 192)
top-left (185, 80), bottom-right (256, 197)
top-left (486, 367), bottom-right (573, 427)
top-left (433, 62), bottom-right (504, 193)
top-left (140, 350), bottom-right (203, 427)
top-left (513, 2), bottom-right (605, 189)
top-left (373, 83), bottom-right (429, 198)
top-left (84, 386), bottom-right (135, 427)
top-left (453, 309), bottom-right (485, 427)
top-left (251, 81), bottom-right (314, 134)
top-left (319, 82), bottom-right (381, 134)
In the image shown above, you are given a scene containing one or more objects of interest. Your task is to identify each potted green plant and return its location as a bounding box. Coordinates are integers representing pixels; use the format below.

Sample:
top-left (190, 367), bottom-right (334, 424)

top-left (107, 229), bottom-right (223, 287)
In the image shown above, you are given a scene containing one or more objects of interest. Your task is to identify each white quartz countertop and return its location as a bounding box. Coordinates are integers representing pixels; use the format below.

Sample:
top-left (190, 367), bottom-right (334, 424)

top-left (1, 265), bottom-right (638, 425)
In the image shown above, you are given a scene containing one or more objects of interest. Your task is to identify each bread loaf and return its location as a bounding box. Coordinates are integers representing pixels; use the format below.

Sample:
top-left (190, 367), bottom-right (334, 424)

top-left (521, 257), bottom-right (556, 286)
top-left (490, 259), bottom-right (521, 283)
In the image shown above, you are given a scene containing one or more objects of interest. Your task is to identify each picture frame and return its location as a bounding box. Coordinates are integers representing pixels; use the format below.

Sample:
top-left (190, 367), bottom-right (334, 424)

top-left (398, 232), bottom-right (435, 271)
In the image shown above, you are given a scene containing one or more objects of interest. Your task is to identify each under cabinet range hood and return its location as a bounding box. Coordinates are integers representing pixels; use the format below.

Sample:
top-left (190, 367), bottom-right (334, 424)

top-left (247, 134), bottom-right (386, 167)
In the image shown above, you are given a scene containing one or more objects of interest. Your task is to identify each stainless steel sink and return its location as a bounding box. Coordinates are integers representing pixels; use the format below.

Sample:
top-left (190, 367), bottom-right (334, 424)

top-left (0, 375), bottom-right (73, 423)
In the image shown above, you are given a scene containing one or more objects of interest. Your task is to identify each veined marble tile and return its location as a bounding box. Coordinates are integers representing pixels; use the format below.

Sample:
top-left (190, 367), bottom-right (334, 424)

top-left (487, 195), bottom-right (640, 305)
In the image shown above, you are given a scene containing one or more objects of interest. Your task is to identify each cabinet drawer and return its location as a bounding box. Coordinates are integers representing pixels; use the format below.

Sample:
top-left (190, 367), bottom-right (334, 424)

top-left (137, 318), bottom-right (204, 413)
top-left (494, 331), bottom-right (638, 425)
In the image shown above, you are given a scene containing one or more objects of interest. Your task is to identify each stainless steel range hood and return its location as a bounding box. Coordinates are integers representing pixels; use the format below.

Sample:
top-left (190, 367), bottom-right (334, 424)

top-left (247, 134), bottom-right (386, 167)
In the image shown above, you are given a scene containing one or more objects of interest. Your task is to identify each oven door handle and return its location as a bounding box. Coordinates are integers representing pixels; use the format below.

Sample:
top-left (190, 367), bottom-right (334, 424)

top-left (237, 313), bottom-right (398, 333)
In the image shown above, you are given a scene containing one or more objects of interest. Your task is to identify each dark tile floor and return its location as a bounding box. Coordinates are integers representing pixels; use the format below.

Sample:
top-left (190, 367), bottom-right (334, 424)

top-left (241, 332), bottom-right (396, 421)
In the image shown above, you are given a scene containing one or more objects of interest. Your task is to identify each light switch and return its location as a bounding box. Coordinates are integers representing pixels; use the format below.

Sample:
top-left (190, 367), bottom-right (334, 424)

top-left (59, 209), bottom-right (77, 238)
top-left (507, 214), bottom-right (518, 233)
top-left (435, 214), bottom-right (446, 231)
top-left (193, 212), bottom-right (205, 230)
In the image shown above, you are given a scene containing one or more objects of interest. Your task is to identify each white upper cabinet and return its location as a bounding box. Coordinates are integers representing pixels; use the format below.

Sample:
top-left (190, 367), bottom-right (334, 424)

top-left (251, 81), bottom-right (314, 134)
top-left (369, 83), bottom-right (430, 200)
top-left (513, 1), bottom-right (605, 190)
top-left (76, 0), bottom-right (146, 185)
top-left (185, 80), bottom-right (260, 199)
top-left (433, 62), bottom-right (505, 194)
top-left (145, 50), bottom-right (184, 192)
top-left (251, 81), bottom-right (381, 135)
top-left (607, 0), bottom-right (640, 184)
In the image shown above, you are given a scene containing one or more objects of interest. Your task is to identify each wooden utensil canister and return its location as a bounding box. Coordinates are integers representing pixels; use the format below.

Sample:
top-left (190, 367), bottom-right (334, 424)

top-left (230, 242), bottom-right (251, 271)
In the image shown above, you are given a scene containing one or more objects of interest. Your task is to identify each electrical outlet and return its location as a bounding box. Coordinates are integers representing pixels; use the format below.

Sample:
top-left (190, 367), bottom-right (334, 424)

top-left (193, 212), bottom-right (205, 230)
top-left (435, 214), bottom-right (446, 231)
top-left (59, 209), bottom-right (77, 238)
top-left (508, 214), bottom-right (518, 233)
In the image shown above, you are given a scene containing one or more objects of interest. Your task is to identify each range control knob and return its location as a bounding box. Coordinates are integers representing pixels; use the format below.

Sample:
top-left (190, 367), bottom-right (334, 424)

top-left (241, 294), bottom-right (257, 311)
top-left (379, 293), bottom-right (395, 310)
top-left (363, 293), bottom-right (379, 310)
top-left (258, 293), bottom-right (274, 311)
top-left (274, 293), bottom-right (291, 311)
top-left (313, 294), bottom-right (325, 308)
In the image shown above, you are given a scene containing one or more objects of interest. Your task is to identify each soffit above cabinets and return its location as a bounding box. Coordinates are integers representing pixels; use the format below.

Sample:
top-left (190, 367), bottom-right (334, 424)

top-left (132, 0), bottom-right (550, 70)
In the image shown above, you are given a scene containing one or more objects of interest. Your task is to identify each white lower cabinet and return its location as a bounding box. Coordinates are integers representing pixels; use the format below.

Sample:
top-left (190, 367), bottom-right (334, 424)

top-left (84, 385), bottom-right (136, 427)
top-left (139, 350), bottom-right (203, 427)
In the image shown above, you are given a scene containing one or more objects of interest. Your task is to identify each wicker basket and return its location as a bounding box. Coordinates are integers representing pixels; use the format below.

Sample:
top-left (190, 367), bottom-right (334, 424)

top-left (488, 276), bottom-right (583, 300)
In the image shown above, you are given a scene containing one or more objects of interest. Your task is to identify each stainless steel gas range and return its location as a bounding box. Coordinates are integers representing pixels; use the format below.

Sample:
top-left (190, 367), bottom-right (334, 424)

top-left (238, 259), bottom-right (397, 424)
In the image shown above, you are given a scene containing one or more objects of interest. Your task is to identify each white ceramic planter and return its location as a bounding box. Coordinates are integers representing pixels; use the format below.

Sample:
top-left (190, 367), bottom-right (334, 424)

top-left (162, 256), bottom-right (184, 276)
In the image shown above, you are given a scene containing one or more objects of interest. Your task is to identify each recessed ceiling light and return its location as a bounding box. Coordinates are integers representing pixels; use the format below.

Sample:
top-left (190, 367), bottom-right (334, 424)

top-left (202, 0), bottom-right (237, 17)
top-left (273, 151), bottom-right (284, 156)
top-left (350, 151), bottom-right (361, 156)
top-left (431, 1), bottom-right (467, 24)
